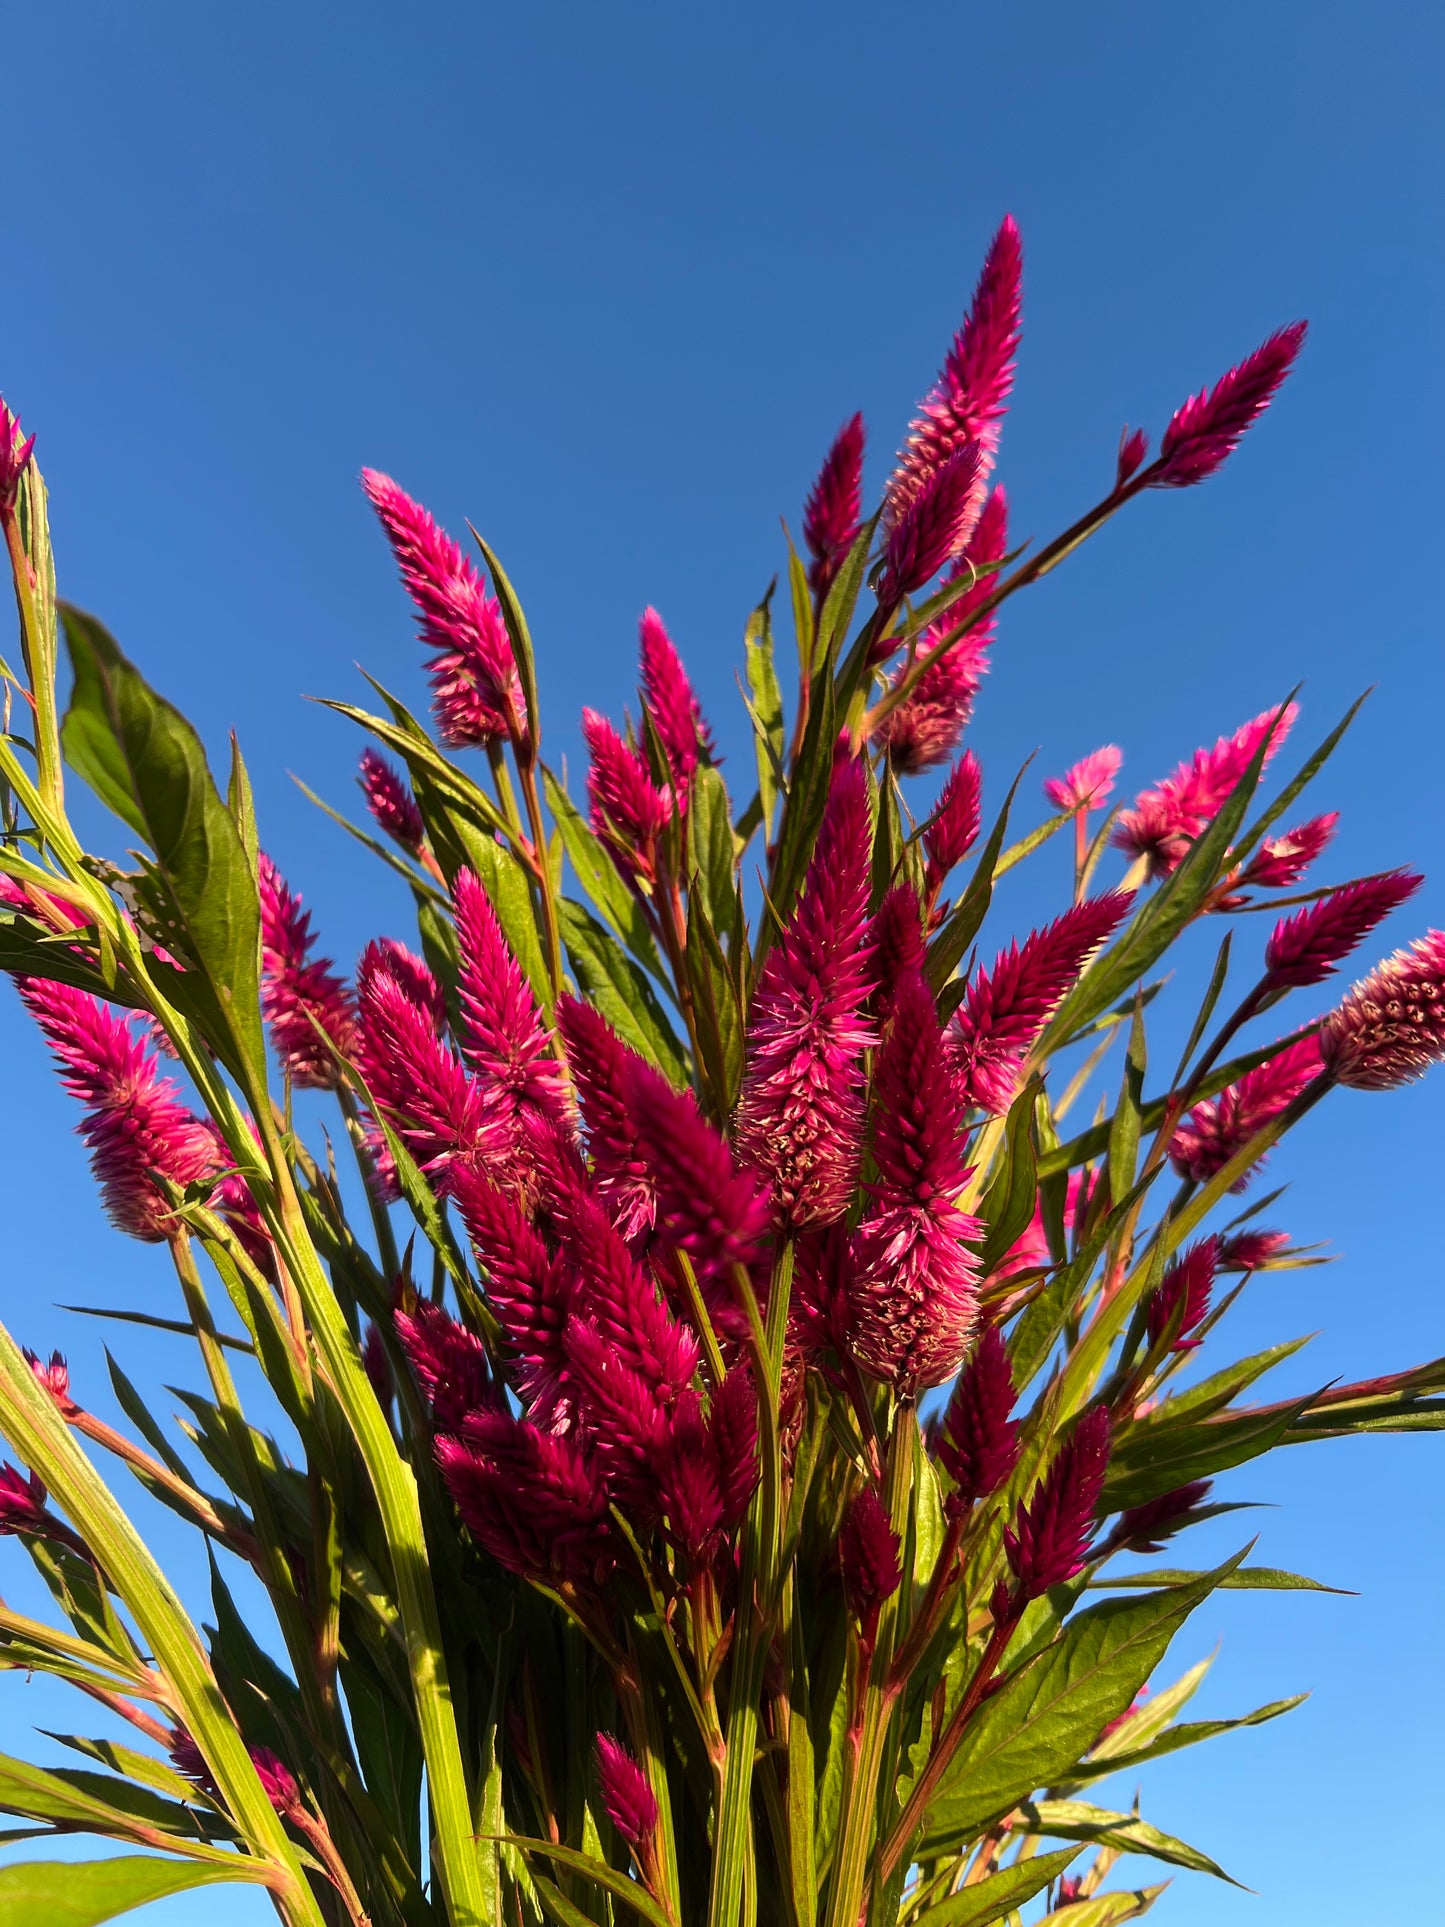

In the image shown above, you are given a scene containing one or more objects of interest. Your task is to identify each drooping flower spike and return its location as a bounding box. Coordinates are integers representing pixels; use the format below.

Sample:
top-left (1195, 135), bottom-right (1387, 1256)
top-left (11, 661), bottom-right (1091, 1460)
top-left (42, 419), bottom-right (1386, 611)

top-left (804, 413), bottom-right (866, 602)
top-left (362, 468), bottom-right (521, 749)
top-left (1320, 930), bottom-right (1445, 1090)
top-left (1152, 322), bottom-right (1308, 487)
top-left (436, 1411), bottom-right (614, 1587)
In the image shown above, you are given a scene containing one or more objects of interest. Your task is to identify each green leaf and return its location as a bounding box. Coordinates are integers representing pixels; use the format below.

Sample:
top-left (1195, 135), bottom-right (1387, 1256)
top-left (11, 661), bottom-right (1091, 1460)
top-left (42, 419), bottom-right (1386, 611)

top-left (1036, 1883), bottom-right (1168, 1926)
top-left (0, 1857), bottom-right (268, 1926)
top-left (686, 893), bottom-right (745, 1112)
top-left (915, 1558), bottom-right (1242, 1856)
top-left (1102, 1392), bottom-right (1319, 1512)
top-left (504, 1836), bottom-right (673, 1927)
top-left (976, 1080), bottom-right (1041, 1272)
top-left (1016, 1799), bottom-right (1239, 1884)
top-left (744, 586), bottom-right (787, 843)
top-left (1078, 1694), bottom-right (1307, 1781)
top-left (59, 605), bottom-right (265, 1087)
top-left (557, 899), bottom-right (687, 1085)
top-left (1089, 1566), bottom-right (1347, 1593)
top-left (468, 527), bottom-right (540, 748)
top-left (908, 1846), bottom-right (1081, 1925)
top-left (543, 767), bottom-right (669, 985)
top-left (688, 764), bottom-right (741, 945)
top-left (1107, 1000), bottom-right (1147, 1207)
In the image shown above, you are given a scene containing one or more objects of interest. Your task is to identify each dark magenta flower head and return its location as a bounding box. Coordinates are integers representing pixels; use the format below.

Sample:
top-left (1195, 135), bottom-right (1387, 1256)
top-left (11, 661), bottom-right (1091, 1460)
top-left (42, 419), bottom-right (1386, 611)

top-left (583, 707), bottom-right (673, 886)
top-left (595, 1734), bottom-right (658, 1851)
top-left (1003, 1406), bottom-right (1111, 1607)
top-left (1264, 871), bottom-right (1422, 991)
top-left (0, 1463), bottom-right (49, 1537)
top-left (359, 748), bottom-right (426, 857)
top-left (393, 1298), bottom-right (493, 1436)
top-left (1113, 705), bottom-right (1297, 879)
top-left (936, 1324), bottom-right (1020, 1516)
top-left (169, 1730), bottom-right (301, 1817)
top-left (1153, 322), bottom-right (1307, 486)
top-left (839, 1485), bottom-right (902, 1625)
top-left (1146, 1237), bottom-right (1219, 1352)
top-left (0, 397), bottom-right (36, 512)
top-left (1217, 1228), bottom-right (1291, 1271)
top-left (1108, 1480), bottom-right (1214, 1556)
top-left (1320, 930), bottom-right (1445, 1090)
top-left (437, 1410), bottom-right (614, 1587)
top-left (1235, 812), bottom-right (1337, 891)
top-left (804, 413), bottom-right (866, 601)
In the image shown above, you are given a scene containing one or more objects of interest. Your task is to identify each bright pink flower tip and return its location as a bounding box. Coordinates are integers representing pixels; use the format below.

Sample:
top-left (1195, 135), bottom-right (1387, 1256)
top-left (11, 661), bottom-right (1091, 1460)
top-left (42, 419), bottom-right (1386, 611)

top-left (0, 397), bottom-right (36, 510)
top-left (556, 996), bottom-right (657, 1244)
top-left (1004, 1406), bottom-right (1111, 1604)
top-left (1113, 704), bottom-right (1298, 879)
top-left (884, 215), bottom-right (1022, 532)
top-left (839, 1485), bottom-right (903, 1621)
top-left (582, 707), bottom-right (673, 884)
top-left (361, 467), bottom-right (520, 749)
top-left (1044, 745), bottom-right (1123, 815)
top-left (1169, 1033), bottom-right (1323, 1189)
top-left (951, 892), bottom-right (1134, 1114)
top-left (879, 487), bottom-right (1007, 775)
top-left (937, 1325), bottom-right (1020, 1514)
top-left (595, 1735), bottom-right (658, 1849)
top-left (1115, 426), bottom-right (1149, 490)
top-left (169, 1732), bottom-right (299, 1816)
top-left (1264, 870), bottom-right (1422, 990)
top-left (848, 967), bottom-right (981, 1393)
top-left (804, 413), bottom-right (866, 601)
top-left (25, 1349), bottom-right (75, 1417)
top-left (1155, 322), bottom-right (1308, 487)
top-left (639, 606), bottom-right (713, 793)
top-left (1218, 1228), bottom-right (1291, 1271)
top-left (925, 751), bottom-right (983, 883)
top-left (257, 853), bottom-right (356, 1089)
top-left (1146, 1237), bottom-right (1219, 1352)
top-left (735, 759), bottom-right (877, 1229)
top-left (359, 748), bottom-right (426, 856)
top-left (1320, 930), bottom-right (1445, 1090)
top-left (878, 442), bottom-right (986, 607)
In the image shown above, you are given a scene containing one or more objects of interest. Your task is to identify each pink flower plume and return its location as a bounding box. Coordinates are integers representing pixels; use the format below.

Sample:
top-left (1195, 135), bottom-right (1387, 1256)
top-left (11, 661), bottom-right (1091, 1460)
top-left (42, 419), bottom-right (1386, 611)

top-left (595, 1735), bottom-right (658, 1850)
top-left (555, 996), bottom-right (657, 1243)
top-left (1264, 870), bottom-right (1422, 990)
top-left (257, 854), bottom-right (356, 1089)
top-left (1320, 931), bottom-right (1445, 1090)
top-left (623, 1055), bottom-right (770, 1286)
top-left (936, 1325), bottom-right (1020, 1514)
top-left (1146, 1237), bottom-right (1219, 1352)
top-left (804, 413), bottom-right (866, 602)
top-left (1153, 323), bottom-right (1307, 487)
top-left (437, 1411), bottom-right (613, 1586)
top-left (359, 748), bottom-right (426, 856)
top-left (1235, 812), bottom-right (1337, 891)
top-left (839, 1485), bottom-right (902, 1623)
top-left (883, 215), bottom-right (1022, 532)
top-left (451, 1167), bottom-right (574, 1422)
top-left (393, 1299), bottom-right (492, 1436)
top-left (582, 707), bottom-right (673, 886)
top-left (847, 968), bottom-right (980, 1393)
top-left (924, 751), bottom-right (982, 890)
top-left (735, 759), bottom-right (878, 1229)
top-left (1113, 704), bottom-right (1298, 879)
top-left (877, 443), bottom-right (985, 608)
top-left (639, 607), bottom-right (713, 794)
top-left (0, 396), bottom-right (36, 511)
top-left (1044, 746), bottom-right (1122, 815)
top-left (950, 892), bottom-right (1134, 1114)
top-left (361, 468), bottom-right (521, 749)
top-left (1169, 1034), bottom-right (1323, 1188)
top-left (1003, 1406), bottom-right (1110, 1606)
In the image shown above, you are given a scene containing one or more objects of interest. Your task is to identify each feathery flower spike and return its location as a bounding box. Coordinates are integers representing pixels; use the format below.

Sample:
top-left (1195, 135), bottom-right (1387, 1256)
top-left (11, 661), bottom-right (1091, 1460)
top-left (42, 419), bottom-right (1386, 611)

top-left (437, 1411), bottom-right (613, 1586)
top-left (1003, 1406), bottom-right (1111, 1606)
top-left (883, 215), bottom-right (1022, 530)
top-left (639, 606), bottom-right (713, 793)
top-left (1108, 1480), bottom-right (1214, 1556)
top-left (1235, 812), bottom-right (1337, 890)
top-left (358, 748), bottom-right (426, 856)
top-left (1264, 870), bottom-right (1422, 990)
top-left (871, 883), bottom-right (928, 1005)
top-left (623, 1054), bottom-right (770, 1286)
top-left (847, 967), bottom-right (980, 1393)
top-left (924, 751), bottom-right (983, 894)
top-left (879, 487), bottom-right (1008, 774)
top-left (804, 413), bottom-right (866, 602)
top-left (1146, 1237), bottom-right (1219, 1352)
top-left (1113, 704), bottom-right (1298, 878)
top-left (1320, 930), bottom-right (1445, 1090)
top-left (1218, 1228), bottom-right (1291, 1271)
top-left (595, 1735), bottom-right (658, 1850)
top-left (1169, 1034), bottom-right (1322, 1188)
top-left (735, 759), bottom-right (878, 1229)
top-left (170, 1730), bottom-right (301, 1817)
top-left (1153, 322), bottom-right (1308, 487)
top-left (0, 397), bottom-right (36, 513)
top-left (582, 707), bottom-right (673, 886)
top-left (839, 1485), bottom-right (903, 1625)
top-left (556, 996), bottom-right (657, 1243)
top-left (361, 468), bottom-right (521, 749)
top-left (257, 853), bottom-right (356, 1089)
top-left (451, 1167), bottom-right (575, 1423)
top-left (1044, 745), bottom-right (1123, 815)
top-left (876, 442), bottom-right (986, 608)
top-left (951, 892), bottom-right (1134, 1115)
top-left (0, 1464), bottom-right (51, 1538)
top-left (393, 1298), bottom-right (492, 1436)
top-left (15, 977), bottom-right (221, 1241)
top-left (936, 1325), bottom-right (1020, 1515)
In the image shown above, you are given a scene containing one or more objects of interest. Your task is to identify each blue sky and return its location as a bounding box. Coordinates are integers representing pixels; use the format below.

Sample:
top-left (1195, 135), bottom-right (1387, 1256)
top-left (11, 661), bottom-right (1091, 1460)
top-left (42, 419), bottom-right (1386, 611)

top-left (1, 2), bottom-right (1442, 1921)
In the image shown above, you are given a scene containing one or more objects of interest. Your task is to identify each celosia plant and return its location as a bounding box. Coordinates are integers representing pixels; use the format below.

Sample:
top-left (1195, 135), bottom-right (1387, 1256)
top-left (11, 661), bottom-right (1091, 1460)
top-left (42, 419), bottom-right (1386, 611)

top-left (0, 219), bottom-right (1440, 1927)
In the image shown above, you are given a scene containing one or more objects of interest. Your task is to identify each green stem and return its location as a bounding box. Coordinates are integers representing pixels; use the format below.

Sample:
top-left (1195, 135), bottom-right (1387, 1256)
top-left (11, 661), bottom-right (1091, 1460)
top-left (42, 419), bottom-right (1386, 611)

top-left (3, 505), bottom-right (63, 820)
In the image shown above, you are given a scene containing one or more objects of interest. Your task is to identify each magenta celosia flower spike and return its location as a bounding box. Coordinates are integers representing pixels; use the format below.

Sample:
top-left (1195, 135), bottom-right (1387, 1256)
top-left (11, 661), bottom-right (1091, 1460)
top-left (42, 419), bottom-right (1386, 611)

top-left (1263, 870), bottom-right (1422, 990)
top-left (26, 1349), bottom-right (76, 1417)
top-left (15, 977), bottom-right (221, 1242)
top-left (358, 748), bottom-right (426, 857)
top-left (1043, 745), bottom-right (1123, 815)
top-left (735, 758), bottom-right (878, 1229)
top-left (839, 1485), bottom-right (903, 1626)
top-left (870, 883), bottom-right (928, 1006)
top-left (170, 1730), bottom-right (302, 1818)
top-left (1113, 704), bottom-right (1298, 878)
top-left (804, 413), bottom-right (866, 602)
top-left (639, 607), bottom-right (713, 796)
top-left (936, 1325), bottom-right (1020, 1516)
top-left (0, 1463), bottom-right (53, 1538)
top-left (257, 854), bottom-right (356, 1089)
top-left (1169, 1033), bottom-right (1323, 1187)
top-left (876, 443), bottom-right (986, 609)
top-left (450, 1167), bottom-right (574, 1423)
top-left (436, 1410), bottom-right (613, 1586)
top-left (1153, 322), bottom-right (1308, 487)
top-left (951, 892), bottom-right (1134, 1114)
top-left (595, 1735), bottom-right (659, 1851)
top-left (452, 869), bottom-right (571, 1184)
top-left (1319, 931), bottom-right (1445, 1090)
top-left (1146, 1237), bottom-right (1219, 1352)
top-left (1115, 426), bottom-right (1149, 491)
top-left (1218, 1228), bottom-right (1291, 1271)
top-left (1235, 812), bottom-right (1337, 890)
top-left (393, 1298), bottom-right (492, 1436)
top-left (924, 751), bottom-right (983, 895)
top-left (555, 996), bottom-right (657, 1243)
top-left (880, 488), bottom-right (1008, 774)
top-left (582, 708), bottom-right (674, 887)
top-left (847, 967), bottom-right (981, 1393)
top-left (0, 397), bottom-right (36, 513)
top-left (1108, 1479), bottom-right (1213, 1556)
top-left (1003, 1406), bottom-right (1111, 1607)
top-left (361, 468), bottom-right (521, 750)
top-left (883, 215), bottom-right (1022, 532)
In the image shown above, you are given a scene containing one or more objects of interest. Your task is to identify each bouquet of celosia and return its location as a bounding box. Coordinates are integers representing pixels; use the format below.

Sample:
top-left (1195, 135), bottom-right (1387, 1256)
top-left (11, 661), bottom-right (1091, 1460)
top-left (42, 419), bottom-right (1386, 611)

top-left (1, 217), bottom-right (1442, 1927)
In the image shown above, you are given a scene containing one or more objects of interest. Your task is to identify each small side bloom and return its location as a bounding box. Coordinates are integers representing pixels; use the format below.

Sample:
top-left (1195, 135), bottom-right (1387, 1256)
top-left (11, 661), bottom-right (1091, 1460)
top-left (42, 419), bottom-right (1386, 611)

top-left (1003, 1407), bottom-right (1111, 1607)
top-left (1169, 1034), bottom-right (1323, 1188)
top-left (1153, 323), bottom-right (1307, 486)
top-left (1100, 1480), bottom-right (1214, 1558)
top-left (839, 1485), bottom-right (902, 1626)
top-left (25, 1349), bottom-right (77, 1419)
top-left (595, 1735), bottom-right (658, 1851)
top-left (556, 996), bottom-right (657, 1243)
top-left (437, 1411), bottom-right (613, 1586)
top-left (623, 1054), bottom-right (770, 1286)
top-left (0, 397), bottom-right (36, 512)
top-left (1043, 746), bottom-right (1122, 815)
top-left (1264, 870), bottom-right (1422, 990)
top-left (1218, 1228), bottom-right (1291, 1271)
top-left (923, 751), bottom-right (982, 892)
top-left (1115, 426), bottom-right (1149, 490)
top-left (1320, 931), bottom-right (1445, 1090)
top-left (1146, 1237), bottom-right (1219, 1352)
top-left (1233, 812), bottom-right (1337, 890)
top-left (257, 854), bottom-right (356, 1088)
top-left (583, 707), bottom-right (673, 886)
top-left (393, 1298), bottom-right (493, 1435)
top-left (804, 413), bottom-right (866, 601)
top-left (358, 748), bottom-right (426, 856)
top-left (0, 1464), bottom-right (51, 1537)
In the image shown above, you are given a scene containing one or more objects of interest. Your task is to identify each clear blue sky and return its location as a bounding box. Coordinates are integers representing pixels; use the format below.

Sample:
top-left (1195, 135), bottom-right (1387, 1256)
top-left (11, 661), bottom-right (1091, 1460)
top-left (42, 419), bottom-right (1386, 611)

top-left (2, 3), bottom-right (1442, 1921)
